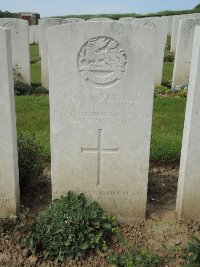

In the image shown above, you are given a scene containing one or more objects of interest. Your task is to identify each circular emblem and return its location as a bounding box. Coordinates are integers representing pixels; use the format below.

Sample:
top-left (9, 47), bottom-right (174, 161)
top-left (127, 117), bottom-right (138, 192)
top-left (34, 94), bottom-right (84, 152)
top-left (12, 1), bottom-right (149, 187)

top-left (78, 36), bottom-right (127, 88)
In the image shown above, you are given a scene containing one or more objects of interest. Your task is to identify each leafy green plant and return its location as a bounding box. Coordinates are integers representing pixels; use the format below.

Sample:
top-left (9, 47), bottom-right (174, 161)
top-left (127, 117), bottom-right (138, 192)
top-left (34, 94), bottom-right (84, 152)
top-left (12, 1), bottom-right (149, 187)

top-left (164, 50), bottom-right (175, 63)
top-left (155, 85), bottom-right (188, 98)
top-left (185, 236), bottom-right (200, 266)
top-left (107, 248), bottom-right (165, 267)
top-left (13, 65), bottom-right (23, 81)
top-left (155, 85), bottom-right (173, 96)
top-left (19, 192), bottom-right (120, 261)
top-left (14, 80), bottom-right (33, 96)
top-left (18, 133), bottom-right (45, 191)
top-left (194, 4), bottom-right (200, 10)
top-left (32, 86), bottom-right (49, 96)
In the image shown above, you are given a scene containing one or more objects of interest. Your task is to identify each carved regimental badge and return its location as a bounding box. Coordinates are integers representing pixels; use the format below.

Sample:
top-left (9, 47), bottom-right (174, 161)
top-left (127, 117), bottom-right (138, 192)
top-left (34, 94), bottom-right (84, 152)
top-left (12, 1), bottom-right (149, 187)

top-left (78, 36), bottom-right (127, 88)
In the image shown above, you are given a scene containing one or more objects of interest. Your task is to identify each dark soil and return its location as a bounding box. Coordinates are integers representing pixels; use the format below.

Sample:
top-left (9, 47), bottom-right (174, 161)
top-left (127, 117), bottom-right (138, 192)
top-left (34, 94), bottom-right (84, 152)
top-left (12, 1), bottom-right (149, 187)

top-left (0, 163), bottom-right (200, 267)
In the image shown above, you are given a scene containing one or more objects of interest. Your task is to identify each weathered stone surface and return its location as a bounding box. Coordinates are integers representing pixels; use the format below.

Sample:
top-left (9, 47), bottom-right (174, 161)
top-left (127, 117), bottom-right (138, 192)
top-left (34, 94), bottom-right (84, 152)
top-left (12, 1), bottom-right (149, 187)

top-left (171, 13), bottom-right (200, 52)
top-left (87, 18), bottom-right (113, 22)
top-left (0, 27), bottom-right (19, 218)
top-left (119, 17), bottom-right (135, 22)
top-left (176, 26), bottom-right (200, 219)
top-left (121, 17), bottom-right (168, 86)
top-left (48, 21), bottom-right (157, 220)
top-left (29, 25), bottom-right (39, 44)
top-left (0, 18), bottom-right (30, 84)
top-left (39, 18), bottom-right (61, 88)
top-left (172, 19), bottom-right (200, 88)
top-left (164, 15), bottom-right (174, 36)
top-left (62, 18), bottom-right (85, 23)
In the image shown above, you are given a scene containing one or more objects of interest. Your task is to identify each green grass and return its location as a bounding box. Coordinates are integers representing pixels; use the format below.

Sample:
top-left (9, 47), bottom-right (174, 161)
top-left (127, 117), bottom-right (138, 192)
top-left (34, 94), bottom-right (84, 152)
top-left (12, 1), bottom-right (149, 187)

top-left (31, 63), bottom-right (41, 86)
top-left (30, 44), bottom-right (41, 86)
top-left (30, 44), bottom-right (40, 63)
top-left (162, 62), bottom-right (174, 84)
top-left (151, 97), bottom-right (186, 162)
top-left (16, 96), bottom-right (50, 159)
top-left (15, 96), bottom-right (186, 162)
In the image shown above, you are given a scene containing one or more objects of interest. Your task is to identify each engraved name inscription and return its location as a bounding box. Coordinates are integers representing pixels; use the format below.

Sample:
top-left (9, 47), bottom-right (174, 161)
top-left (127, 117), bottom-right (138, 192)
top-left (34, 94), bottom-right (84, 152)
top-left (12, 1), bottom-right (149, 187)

top-left (78, 36), bottom-right (127, 88)
top-left (0, 112), bottom-right (10, 119)
top-left (54, 93), bottom-right (150, 124)
top-left (0, 193), bottom-right (10, 204)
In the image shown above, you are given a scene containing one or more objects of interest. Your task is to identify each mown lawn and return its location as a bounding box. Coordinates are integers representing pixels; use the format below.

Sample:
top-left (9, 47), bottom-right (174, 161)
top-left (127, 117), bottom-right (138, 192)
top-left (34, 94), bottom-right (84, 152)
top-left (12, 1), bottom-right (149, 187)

top-left (16, 96), bottom-right (50, 159)
top-left (162, 62), bottom-right (174, 84)
top-left (151, 97), bottom-right (186, 162)
top-left (30, 44), bottom-right (41, 86)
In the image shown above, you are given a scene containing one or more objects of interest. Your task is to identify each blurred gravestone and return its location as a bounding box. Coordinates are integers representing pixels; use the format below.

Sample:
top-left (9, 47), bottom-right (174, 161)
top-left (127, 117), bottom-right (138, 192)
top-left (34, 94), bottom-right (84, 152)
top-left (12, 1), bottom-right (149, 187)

top-left (0, 18), bottom-right (30, 84)
top-left (0, 27), bottom-right (19, 218)
top-left (172, 19), bottom-right (200, 88)
top-left (176, 26), bottom-right (200, 219)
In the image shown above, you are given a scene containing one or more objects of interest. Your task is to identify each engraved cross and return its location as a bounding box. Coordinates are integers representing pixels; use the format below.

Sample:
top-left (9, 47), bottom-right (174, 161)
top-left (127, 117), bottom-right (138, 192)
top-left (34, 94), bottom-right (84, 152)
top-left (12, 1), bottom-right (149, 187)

top-left (81, 129), bottom-right (119, 186)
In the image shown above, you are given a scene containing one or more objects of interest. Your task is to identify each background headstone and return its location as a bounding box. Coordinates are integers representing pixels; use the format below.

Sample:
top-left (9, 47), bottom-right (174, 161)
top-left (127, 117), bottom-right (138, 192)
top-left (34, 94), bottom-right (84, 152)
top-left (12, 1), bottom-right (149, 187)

top-left (171, 13), bottom-right (200, 52)
top-left (164, 15), bottom-right (174, 36)
top-left (39, 18), bottom-right (61, 88)
top-left (119, 17), bottom-right (135, 23)
top-left (29, 25), bottom-right (39, 44)
top-left (48, 21), bottom-right (157, 220)
top-left (0, 27), bottom-right (19, 218)
top-left (88, 17), bottom-right (113, 21)
top-left (62, 18), bottom-right (85, 23)
top-left (0, 18), bottom-right (30, 84)
top-left (172, 19), bottom-right (200, 88)
top-left (176, 26), bottom-right (200, 219)
top-left (122, 17), bottom-right (167, 86)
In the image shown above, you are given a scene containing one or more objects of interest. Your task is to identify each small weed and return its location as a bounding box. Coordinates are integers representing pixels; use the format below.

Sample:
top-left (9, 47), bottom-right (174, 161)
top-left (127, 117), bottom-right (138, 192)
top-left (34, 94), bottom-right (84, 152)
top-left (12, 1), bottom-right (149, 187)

top-left (185, 236), bottom-right (200, 266)
top-left (107, 247), bottom-right (165, 267)
top-left (18, 133), bottom-right (45, 192)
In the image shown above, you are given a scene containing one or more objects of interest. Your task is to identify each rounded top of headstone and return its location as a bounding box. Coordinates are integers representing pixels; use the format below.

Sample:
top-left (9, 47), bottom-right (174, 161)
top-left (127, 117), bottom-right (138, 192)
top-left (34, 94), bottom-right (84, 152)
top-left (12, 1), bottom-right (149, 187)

top-left (62, 18), bottom-right (85, 23)
top-left (88, 17), bottom-right (113, 21)
top-left (119, 17), bottom-right (135, 22)
top-left (0, 17), bottom-right (28, 27)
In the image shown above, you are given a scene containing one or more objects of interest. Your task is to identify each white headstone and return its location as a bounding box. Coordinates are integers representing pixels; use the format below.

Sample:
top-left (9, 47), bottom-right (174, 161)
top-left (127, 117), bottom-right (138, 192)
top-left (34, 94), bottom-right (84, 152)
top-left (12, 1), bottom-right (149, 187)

top-left (0, 27), bottom-right (19, 218)
top-left (0, 18), bottom-right (30, 84)
top-left (29, 25), bottom-right (39, 44)
top-left (48, 22), bottom-right (157, 220)
top-left (62, 18), bottom-right (85, 23)
top-left (88, 18), bottom-right (113, 22)
top-left (164, 15), bottom-right (174, 36)
top-left (176, 26), bottom-right (200, 219)
top-left (172, 19), bottom-right (200, 88)
top-left (119, 17), bottom-right (135, 23)
top-left (39, 18), bottom-right (61, 88)
top-left (171, 13), bottom-right (200, 52)
top-left (121, 17), bottom-right (168, 86)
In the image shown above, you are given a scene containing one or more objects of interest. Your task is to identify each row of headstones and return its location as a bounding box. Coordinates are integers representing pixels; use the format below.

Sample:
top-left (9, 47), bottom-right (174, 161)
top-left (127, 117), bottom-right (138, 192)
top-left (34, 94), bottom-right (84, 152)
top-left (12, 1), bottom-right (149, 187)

top-left (0, 16), bottom-right (170, 89)
top-left (2, 14), bottom-right (199, 91)
top-left (171, 14), bottom-right (200, 88)
top-left (2, 20), bottom-right (200, 221)
top-left (39, 17), bottom-right (169, 89)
